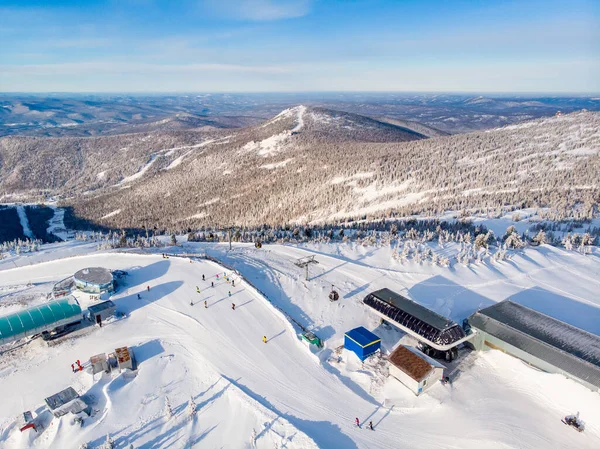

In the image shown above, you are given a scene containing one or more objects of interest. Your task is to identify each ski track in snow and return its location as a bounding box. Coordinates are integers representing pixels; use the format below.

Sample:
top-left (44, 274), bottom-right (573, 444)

top-left (15, 205), bottom-right (34, 240)
top-left (291, 105), bottom-right (306, 133)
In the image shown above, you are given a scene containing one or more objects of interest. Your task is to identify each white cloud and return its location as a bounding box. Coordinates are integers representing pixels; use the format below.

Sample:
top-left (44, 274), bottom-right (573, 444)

top-left (203, 0), bottom-right (312, 21)
top-left (0, 61), bottom-right (290, 75)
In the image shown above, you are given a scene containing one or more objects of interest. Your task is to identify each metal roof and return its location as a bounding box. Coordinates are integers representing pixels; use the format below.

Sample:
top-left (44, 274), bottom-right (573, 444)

top-left (88, 300), bottom-right (116, 314)
top-left (45, 387), bottom-right (80, 410)
top-left (344, 327), bottom-right (381, 348)
top-left (469, 301), bottom-right (600, 388)
top-left (74, 267), bottom-right (113, 285)
top-left (0, 297), bottom-right (82, 345)
top-left (369, 288), bottom-right (456, 331)
top-left (364, 289), bottom-right (467, 348)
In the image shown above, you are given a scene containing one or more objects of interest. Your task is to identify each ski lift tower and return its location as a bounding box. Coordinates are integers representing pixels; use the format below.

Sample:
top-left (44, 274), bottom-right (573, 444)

top-left (295, 255), bottom-right (319, 281)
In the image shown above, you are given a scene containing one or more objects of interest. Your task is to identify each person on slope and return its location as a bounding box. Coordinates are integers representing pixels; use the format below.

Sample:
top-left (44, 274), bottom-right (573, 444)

top-left (202, 274), bottom-right (205, 281)
top-left (228, 291), bottom-right (232, 297)
top-left (137, 294), bottom-right (141, 300)
top-left (196, 286), bottom-right (200, 293)
top-left (355, 418), bottom-right (360, 427)
top-left (211, 281), bottom-right (214, 288)
top-left (232, 280), bottom-right (235, 287)
top-left (147, 286), bottom-right (150, 292)
top-left (232, 303), bottom-right (235, 310)
top-left (263, 336), bottom-right (267, 344)
top-left (204, 300), bottom-right (207, 309)
top-left (368, 421), bottom-right (374, 431)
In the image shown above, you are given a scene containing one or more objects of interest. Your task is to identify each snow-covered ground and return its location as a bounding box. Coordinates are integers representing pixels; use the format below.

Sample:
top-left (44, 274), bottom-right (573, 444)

top-left (1, 241), bottom-right (599, 448)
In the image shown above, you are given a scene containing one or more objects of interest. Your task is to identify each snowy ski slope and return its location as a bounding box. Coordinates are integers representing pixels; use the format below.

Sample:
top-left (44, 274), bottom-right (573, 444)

top-left (0, 242), bottom-right (599, 448)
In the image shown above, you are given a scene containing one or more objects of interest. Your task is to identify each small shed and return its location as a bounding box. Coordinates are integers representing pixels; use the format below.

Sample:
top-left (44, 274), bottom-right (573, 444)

top-left (344, 327), bottom-right (381, 361)
top-left (90, 353), bottom-right (109, 375)
top-left (388, 345), bottom-right (445, 396)
top-left (88, 300), bottom-right (116, 326)
top-left (44, 387), bottom-right (89, 417)
top-left (115, 346), bottom-right (136, 371)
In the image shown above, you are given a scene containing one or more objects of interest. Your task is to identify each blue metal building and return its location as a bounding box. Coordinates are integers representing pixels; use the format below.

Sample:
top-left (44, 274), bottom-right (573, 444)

top-left (344, 326), bottom-right (381, 361)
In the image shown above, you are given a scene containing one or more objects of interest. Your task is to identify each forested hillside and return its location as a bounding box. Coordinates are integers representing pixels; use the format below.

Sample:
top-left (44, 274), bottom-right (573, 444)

top-left (1, 107), bottom-right (598, 230)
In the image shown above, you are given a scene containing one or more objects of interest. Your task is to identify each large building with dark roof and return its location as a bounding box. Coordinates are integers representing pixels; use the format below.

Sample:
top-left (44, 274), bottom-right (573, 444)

top-left (468, 300), bottom-right (600, 392)
top-left (363, 288), bottom-right (474, 357)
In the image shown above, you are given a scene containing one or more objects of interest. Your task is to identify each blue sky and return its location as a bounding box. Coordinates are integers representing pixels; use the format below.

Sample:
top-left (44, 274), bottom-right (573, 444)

top-left (0, 0), bottom-right (598, 92)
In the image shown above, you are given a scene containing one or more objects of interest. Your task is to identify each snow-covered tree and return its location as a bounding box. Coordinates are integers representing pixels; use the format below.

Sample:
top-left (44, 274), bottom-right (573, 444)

top-left (532, 230), bottom-right (548, 245)
top-left (164, 396), bottom-right (174, 419)
top-left (103, 434), bottom-right (114, 449)
top-left (187, 396), bottom-right (197, 420)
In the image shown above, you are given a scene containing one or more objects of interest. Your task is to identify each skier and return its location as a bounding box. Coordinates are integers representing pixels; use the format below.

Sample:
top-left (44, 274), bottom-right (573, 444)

top-left (263, 336), bottom-right (267, 344)
top-left (71, 363), bottom-right (76, 373)
top-left (216, 274), bottom-right (219, 280)
top-left (232, 280), bottom-right (235, 287)
top-left (232, 303), bottom-right (235, 311)
top-left (204, 300), bottom-right (207, 309)
top-left (228, 291), bottom-right (231, 297)
top-left (190, 299), bottom-right (194, 306)
top-left (368, 421), bottom-right (374, 431)
top-left (355, 418), bottom-right (360, 427)
top-left (202, 274), bottom-right (205, 281)
top-left (147, 286), bottom-right (150, 292)
top-left (137, 293), bottom-right (141, 300)
top-left (211, 281), bottom-right (214, 288)
top-left (196, 286), bottom-right (200, 293)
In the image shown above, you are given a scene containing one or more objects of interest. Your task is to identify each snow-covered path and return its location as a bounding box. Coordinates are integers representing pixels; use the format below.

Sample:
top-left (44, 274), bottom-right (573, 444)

top-left (15, 205), bottom-right (34, 239)
top-left (1, 249), bottom-right (599, 448)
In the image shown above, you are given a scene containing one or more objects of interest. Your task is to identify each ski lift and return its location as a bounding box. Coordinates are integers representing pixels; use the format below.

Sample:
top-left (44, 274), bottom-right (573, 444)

top-left (329, 285), bottom-right (339, 302)
top-left (255, 240), bottom-right (262, 249)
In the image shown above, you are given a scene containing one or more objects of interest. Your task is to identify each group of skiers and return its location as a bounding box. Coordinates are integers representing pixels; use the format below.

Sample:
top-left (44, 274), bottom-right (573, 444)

top-left (355, 418), bottom-right (374, 430)
top-left (192, 272), bottom-right (236, 308)
top-left (191, 271), bottom-right (269, 344)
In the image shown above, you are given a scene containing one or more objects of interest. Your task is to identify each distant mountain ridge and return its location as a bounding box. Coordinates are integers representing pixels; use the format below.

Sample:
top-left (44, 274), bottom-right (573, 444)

top-left (0, 107), bottom-right (598, 229)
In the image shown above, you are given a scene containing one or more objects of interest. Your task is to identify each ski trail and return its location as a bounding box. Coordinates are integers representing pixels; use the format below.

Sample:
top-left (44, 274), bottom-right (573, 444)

top-left (16, 205), bottom-right (34, 240)
top-left (291, 105), bottom-right (306, 133)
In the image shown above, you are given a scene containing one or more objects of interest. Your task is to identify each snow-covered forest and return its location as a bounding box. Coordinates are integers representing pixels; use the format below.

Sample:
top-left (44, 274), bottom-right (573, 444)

top-left (1, 108), bottom-right (598, 231)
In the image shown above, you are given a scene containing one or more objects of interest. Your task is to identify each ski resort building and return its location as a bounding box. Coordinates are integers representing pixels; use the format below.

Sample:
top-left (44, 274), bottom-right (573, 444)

top-left (0, 297), bottom-right (82, 346)
top-left (44, 387), bottom-right (89, 418)
top-left (363, 288), bottom-right (473, 360)
top-left (388, 345), bottom-right (445, 396)
top-left (468, 301), bottom-right (600, 393)
top-left (87, 300), bottom-right (116, 326)
top-left (73, 267), bottom-right (114, 295)
top-left (344, 326), bottom-right (381, 361)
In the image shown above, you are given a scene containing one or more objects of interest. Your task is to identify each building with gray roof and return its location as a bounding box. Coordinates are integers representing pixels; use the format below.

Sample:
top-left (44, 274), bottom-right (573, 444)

top-left (73, 267), bottom-right (114, 294)
top-left (468, 300), bottom-right (600, 392)
top-left (363, 288), bottom-right (474, 354)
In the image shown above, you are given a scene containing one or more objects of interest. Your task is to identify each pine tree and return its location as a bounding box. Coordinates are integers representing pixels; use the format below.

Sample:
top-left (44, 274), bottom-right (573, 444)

top-left (164, 396), bottom-right (174, 419)
top-left (187, 396), bottom-right (197, 420)
top-left (103, 434), bottom-right (114, 449)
